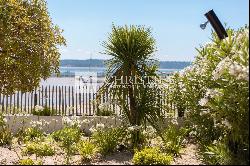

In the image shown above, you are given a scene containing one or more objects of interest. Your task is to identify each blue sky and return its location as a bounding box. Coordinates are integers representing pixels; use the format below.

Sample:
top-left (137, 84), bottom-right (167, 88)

top-left (47, 0), bottom-right (249, 61)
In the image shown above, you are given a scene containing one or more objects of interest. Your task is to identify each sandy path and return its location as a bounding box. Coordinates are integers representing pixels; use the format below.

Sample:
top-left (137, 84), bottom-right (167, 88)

top-left (171, 143), bottom-right (204, 165)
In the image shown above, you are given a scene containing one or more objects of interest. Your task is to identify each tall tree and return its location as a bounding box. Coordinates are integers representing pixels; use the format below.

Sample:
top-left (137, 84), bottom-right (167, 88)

top-left (98, 24), bottom-right (165, 147)
top-left (0, 0), bottom-right (66, 95)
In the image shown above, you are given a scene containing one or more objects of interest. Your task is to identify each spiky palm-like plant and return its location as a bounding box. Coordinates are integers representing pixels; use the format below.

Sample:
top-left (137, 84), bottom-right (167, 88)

top-left (98, 25), bottom-right (165, 148)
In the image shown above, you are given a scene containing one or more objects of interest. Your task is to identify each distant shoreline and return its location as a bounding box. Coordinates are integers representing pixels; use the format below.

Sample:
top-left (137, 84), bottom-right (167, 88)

top-left (60, 59), bottom-right (192, 69)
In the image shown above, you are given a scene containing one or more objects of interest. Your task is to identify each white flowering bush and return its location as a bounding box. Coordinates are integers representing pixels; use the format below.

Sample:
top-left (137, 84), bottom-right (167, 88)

top-left (62, 116), bottom-right (82, 129)
top-left (164, 26), bottom-right (249, 164)
top-left (32, 105), bottom-right (56, 116)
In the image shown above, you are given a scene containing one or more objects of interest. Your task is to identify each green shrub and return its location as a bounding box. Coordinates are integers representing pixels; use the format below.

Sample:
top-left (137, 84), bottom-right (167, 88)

top-left (92, 127), bottom-right (126, 155)
top-left (0, 129), bottom-right (12, 146)
top-left (78, 140), bottom-right (97, 162)
top-left (96, 103), bottom-right (114, 116)
top-left (96, 109), bottom-right (114, 116)
top-left (52, 127), bottom-right (81, 143)
top-left (19, 158), bottom-right (42, 165)
top-left (32, 105), bottom-right (56, 116)
top-left (162, 122), bottom-right (190, 156)
top-left (22, 142), bottom-right (55, 156)
top-left (19, 158), bottom-right (35, 165)
top-left (0, 114), bottom-right (12, 146)
top-left (201, 141), bottom-right (232, 165)
top-left (52, 127), bottom-right (82, 164)
top-left (17, 127), bottom-right (44, 143)
top-left (132, 147), bottom-right (173, 165)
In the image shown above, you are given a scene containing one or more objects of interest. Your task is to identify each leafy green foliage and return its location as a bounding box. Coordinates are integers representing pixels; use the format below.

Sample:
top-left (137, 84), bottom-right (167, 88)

top-left (200, 141), bottom-right (232, 165)
top-left (19, 158), bottom-right (35, 165)
top-left (78, 140), bottom-right (97, 162)
top-left (22, 141), bottom-right (55, 156)
top-left (92, 127), bottom-right (126, 155)
top-left (52, 127), bottom-right (82, 164)
top-left (132, 147), bottom-right (173, 165)
top-left (52, 127), bottom-right (81, 143)
top-left (0, 0), bottom-right (66, 95)
top-left (17, 127), bottom-right (44, 143)
top-left (98, 24), bottom-right (165, 148)
top-left (0, 114), bottom-right (12, 146)
top-left (162, 123), bottom-right (190, 156)
top-left (96, 104), bottom-right (114, 116)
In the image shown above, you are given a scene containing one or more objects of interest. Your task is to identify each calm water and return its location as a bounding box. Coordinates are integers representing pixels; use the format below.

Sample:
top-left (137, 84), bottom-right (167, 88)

top-left (41, 67), bottom-right (182, 86)
top-left (59, 67), bottom-right (181, 75)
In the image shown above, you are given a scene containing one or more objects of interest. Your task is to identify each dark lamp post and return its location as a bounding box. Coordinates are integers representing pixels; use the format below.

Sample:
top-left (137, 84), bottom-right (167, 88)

top-left (200, 9), bottom-right (228, 40)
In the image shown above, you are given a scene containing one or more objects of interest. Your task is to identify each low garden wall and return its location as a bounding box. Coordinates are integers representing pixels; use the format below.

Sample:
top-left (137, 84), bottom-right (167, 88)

top-left (4, 115), bottom-right (184, 135)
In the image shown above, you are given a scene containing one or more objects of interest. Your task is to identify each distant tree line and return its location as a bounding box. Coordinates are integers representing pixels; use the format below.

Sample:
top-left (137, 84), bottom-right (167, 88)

top-left (60, 59), bottom-right (191, 69)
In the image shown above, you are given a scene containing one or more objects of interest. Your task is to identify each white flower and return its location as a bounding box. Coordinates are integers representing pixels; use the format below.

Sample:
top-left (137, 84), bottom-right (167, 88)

top-left (198, 98), bottom-right (209, 106)
top-left (34, 105), bottom-right (44, 112)
top-left (89, 126), bottom-right (97, 133)
top-left (199, 109), bottom-right (210, 116)
top-left (96, 123), bottom-right (105, 129)
top-left (82, 119), bottom-right (90, 124)
top-left (127, 125), bottom-right (142, 132)
top-left (3, 118), bottom-right (7, 123)
top-left (221, 119), bottom-right (232, 129)
top-left (212, 57), bottom-right (232, 80)
top-left (62, 116), bottom-right (72, 126)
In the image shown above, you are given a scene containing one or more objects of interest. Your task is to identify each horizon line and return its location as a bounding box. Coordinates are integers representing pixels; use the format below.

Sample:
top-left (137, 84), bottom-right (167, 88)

top-left (60, 58), bottom-right (193, 63)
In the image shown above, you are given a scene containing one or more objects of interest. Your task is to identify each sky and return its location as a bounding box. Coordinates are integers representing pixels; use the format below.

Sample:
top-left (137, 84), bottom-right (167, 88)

top-left (47, 0), bottom-right (249, 61)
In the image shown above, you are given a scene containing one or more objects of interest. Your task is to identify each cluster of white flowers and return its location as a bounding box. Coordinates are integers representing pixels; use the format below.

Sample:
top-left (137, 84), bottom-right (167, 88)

top-left (30, 119), bottom-right (50, 130)
top-left (229, 62), bottom-right (249, 81)
top-left (142, 126), bottom-right (156, 138)
top-left (3, 118), bottom-right (7, 123)
top-left (199, 109), bottom-right (211, 116)
top-left (96, 123), bottom-right (105, 129)
top-left (34, 105), bottom-right (44, 112)
top-left (199, 89), bottom-right (223, 107)
top-left (88, 123), bottom-right (105, 133)
top-left (89, 126), bottom-right (97, 133)
top-left (127, 125), bottom-right (142, 132)
top-left (81, 119), bottom-right (90, 124)
top-left (62, 116), bottom-right (82, 128)
top-left (212, 57), bottom-right (232, 80)
top-left (198, 98), bottom-right (209, 107)
top-left (62, 116), bottom-right (71, 125)
top-left (221, 119), bottom-right (232, 129)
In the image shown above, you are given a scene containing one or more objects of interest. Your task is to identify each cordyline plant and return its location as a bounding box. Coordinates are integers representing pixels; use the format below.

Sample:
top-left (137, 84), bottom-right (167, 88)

top-left (97, 24), bottom-right (166, 148)
top-left (0, 0), bottom-right (66, 95)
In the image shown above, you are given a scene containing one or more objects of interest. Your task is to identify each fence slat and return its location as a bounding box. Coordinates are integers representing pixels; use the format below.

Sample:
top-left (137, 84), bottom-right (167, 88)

top-left (62, 86), bottom-right (65, 115)
top-left (79, 86), bottom-right (82, 115)
top-left (49, 86), bottom-right (51, 110)
top-left (56, 86), bottom-right (58, 114)
top-left (72, 87), bottom-right (74, 115)
top-left (59, 86), bottom-right (61, 115)
top-left (13, 93), bottom-right (16, 114)
top-left (5, 95), bottom-right (8, 114)
top-left (52, 86), bottom-right (54, 114)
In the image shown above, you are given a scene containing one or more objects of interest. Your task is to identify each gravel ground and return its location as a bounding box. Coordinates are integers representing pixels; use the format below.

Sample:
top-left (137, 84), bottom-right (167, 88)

top-left (172, 143), bottom-right (204, 165)
top-left (0, 143), bottom-right (203, 165)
